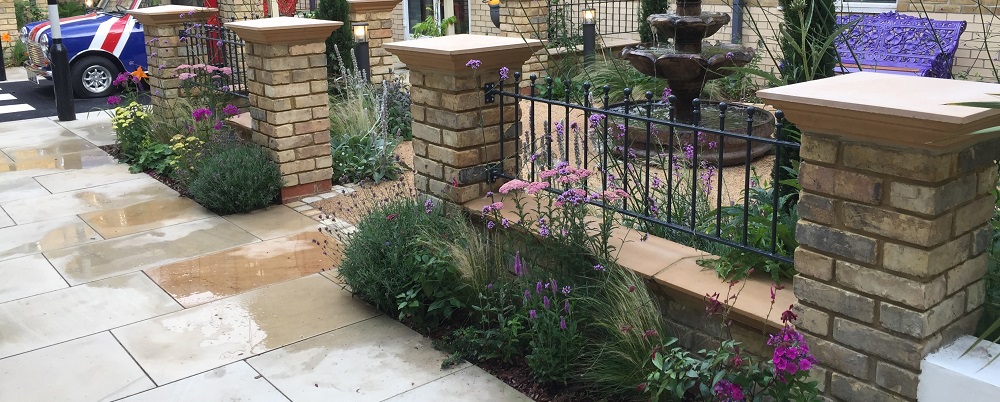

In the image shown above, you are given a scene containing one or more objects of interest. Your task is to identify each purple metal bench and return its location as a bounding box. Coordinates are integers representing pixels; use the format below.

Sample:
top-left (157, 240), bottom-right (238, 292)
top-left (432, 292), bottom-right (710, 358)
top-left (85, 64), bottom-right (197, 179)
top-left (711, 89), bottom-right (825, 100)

top-left (835, 12), bottom-right (967, 79)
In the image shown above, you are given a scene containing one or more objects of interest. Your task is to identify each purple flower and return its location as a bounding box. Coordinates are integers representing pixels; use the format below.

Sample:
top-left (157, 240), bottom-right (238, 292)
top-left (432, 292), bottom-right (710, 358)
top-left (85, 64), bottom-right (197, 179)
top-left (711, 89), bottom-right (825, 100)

top-left (499, 66), bottom-right (509, 81)
top-left (588, 113), bottom-right (606, 128)
top-left (213, 120), bottom-right (224, 130)
top-left (768, 326), bottom-right (816, 381)
top-left (524, 289), bottom-right (531, 300)
top-left (661, 87), bottom-right (673, 103)
top-left (536, 281), bottom-right (543, 294)
top-left (513, 251), bottom-right (524, 276)
top-left (529, 309), bottom-right (537, 319)
top-left (107, 95), bottom-right (122, 106)
top-left (487, 221), bottom-right (495, 230)
top-left (561, 286), bottom-right (571, 295)
top-left (216, 40), bottom-right (223, 47)
top-left (713, 380), bottom-right (744, 402)
top-left (725, 51), bottom-right (735, 59)
top-left (486, 283), bottom-right (493, 290)
top-left (192, 108), bottom-right (213, 122)
top-left (543, 296), bottom-right (550, 310)
top-left (593, 264), bottom-right (605, 271)
top-left (465, 59), bottom-right (482, 69)
top-left (223, 104), bottom-right (240, 116)
top-left (563, 300), bottom-right (570, 313)
top-left (501, 218), bottom-right (510, 228)
top-left (559, 316), bottom-right (567, 330)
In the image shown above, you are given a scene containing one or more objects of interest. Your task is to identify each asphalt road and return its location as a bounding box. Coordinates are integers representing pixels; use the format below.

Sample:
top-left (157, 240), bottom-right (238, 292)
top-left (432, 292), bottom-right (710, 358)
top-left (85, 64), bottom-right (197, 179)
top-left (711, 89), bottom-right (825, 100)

top-left (0, 79), bottom-right (111, 122)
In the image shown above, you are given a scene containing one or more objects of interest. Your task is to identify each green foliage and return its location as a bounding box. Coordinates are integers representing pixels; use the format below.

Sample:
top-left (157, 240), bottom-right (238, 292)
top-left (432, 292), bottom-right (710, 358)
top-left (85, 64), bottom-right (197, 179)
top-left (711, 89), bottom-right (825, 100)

top-left (572, 58), bottom-right (669, 104)
top-left (439, 282), bottom-right (527, 365)
top-left (187, 141), bottom-right (281, 215)
top-left (384, 76), bottom-right (412, 140)
top-left (130, 140), bottom-right (174, 176)
top-left (545, 0), bottom-right (581, 50)
top-left (111, 101), bottom-right (151, 163)
top-left (315, 0), bottom-right (353, 73)
top-left (329, 53), bottom-right (404, 183)
top-left (396, 252), bottom-right (467, 330)
top-left (778, 0), bottom-right (838, 84)
top-left (638, 0), bottom-right (670, 43)
top-left (523, 279), bottom-right (585, 384)
top-left (411, 12), bottom-right (457, 37)
top-left (8, 40), bottom-right (28, 67)
top-left (336, 198), bottom-right (458, 315)
top-left (15, 0), bottom-right (43, 29)
top-left (58, 1), bottom-right (87, 17)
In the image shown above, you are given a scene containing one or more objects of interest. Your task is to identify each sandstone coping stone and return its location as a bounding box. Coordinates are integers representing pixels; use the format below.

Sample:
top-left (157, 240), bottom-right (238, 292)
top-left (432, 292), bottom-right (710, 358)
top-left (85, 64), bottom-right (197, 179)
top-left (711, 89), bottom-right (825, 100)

top-left (758, 72), bottom-right (1000, 151)
top-left (348, 0), bottom-right (401, 13)
top-left (385, 34), bottom-right (543, 74)
top-left (226, 17), bottom-right (343, 45)
top-left (128, 5), bottom-right (218, 25)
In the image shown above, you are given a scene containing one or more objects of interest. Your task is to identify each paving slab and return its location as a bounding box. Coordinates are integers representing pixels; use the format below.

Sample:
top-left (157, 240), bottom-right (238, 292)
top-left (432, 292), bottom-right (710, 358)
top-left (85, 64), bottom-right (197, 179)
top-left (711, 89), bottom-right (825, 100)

top-left (0, 254), bottom-right (67, 304)
top-left (0, 207), bottom-right (12, 229)
top-left (2, 136), bottom-right (98, 162)
top-left (223, 205), bottom-right (321, 240)
top-left (0, 176), bottom-right (50, 203)
top-left (0, 332), bottom-right (155, 402)
top-left (118, 361), bottom-right (289, 402)
top-left (0, 272), bottom-right (181, 359)
top-left (0, 215), bottom-right (102, 262)
top-left (1, 176), bottom-right (178, 224)
top-left (79, 197), bottom-right (215, 239)
top-left (146, 231), bottom-right (334, 307)
top-left (0, 149), bottom-right (117, 180)
top-left (0, 151), bottom-right (11, 164)
top-left (33, 163), bottom-right (143, 193)
top-left (54, 113), bottom-right (117, 146)
top-left (46, 216), bottom-right (260, 285)
top-left (112, 275), bottom-right (380, 385)
top-left (248, 315), bottom-right (467, 402)
top-left (0, 117), bottom-right (66, 138)
top-left (383, 366), bottom-right (532, 402)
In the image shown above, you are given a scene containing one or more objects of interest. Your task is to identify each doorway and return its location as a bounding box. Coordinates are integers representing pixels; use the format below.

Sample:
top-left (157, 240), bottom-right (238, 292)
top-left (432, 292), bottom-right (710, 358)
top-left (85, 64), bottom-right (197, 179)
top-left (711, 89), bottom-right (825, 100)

top-left (404, 0), bottom-right (470, 38)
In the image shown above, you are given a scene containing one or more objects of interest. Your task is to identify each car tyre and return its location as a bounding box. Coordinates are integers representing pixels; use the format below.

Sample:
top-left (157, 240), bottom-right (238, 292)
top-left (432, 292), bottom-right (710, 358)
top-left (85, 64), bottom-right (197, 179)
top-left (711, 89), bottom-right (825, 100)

top-left (71, 56), bottom-right (119, 98)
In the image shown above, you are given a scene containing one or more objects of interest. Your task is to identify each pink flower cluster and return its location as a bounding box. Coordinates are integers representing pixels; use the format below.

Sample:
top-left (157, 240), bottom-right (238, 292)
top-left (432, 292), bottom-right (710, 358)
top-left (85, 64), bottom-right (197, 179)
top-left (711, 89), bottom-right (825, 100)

top-left (713, 380), bottom-right (745, 402)
top-left (767, 326), bottom-right (816, 381)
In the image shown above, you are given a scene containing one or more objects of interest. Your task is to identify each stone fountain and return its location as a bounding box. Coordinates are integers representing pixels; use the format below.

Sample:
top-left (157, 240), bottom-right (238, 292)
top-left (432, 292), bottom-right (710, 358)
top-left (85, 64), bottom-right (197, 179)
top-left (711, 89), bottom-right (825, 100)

top-left (619, 0), bottom-right (773, 166)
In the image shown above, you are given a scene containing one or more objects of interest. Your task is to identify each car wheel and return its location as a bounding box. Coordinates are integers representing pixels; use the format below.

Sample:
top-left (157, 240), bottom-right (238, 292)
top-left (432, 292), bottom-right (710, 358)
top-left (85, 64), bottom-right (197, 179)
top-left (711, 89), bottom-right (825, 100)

top-left (71, 56), bottom-right (119, 98)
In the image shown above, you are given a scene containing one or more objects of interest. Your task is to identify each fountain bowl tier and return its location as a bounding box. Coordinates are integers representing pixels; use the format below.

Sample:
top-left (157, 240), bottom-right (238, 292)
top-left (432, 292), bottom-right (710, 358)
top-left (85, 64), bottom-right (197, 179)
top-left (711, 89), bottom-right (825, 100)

top-left (648, 13), bottom-right (731, 53)
top-left (621, 43), bottom-right (754, 82)
top-left (606, 101), bottom-right (775, 167)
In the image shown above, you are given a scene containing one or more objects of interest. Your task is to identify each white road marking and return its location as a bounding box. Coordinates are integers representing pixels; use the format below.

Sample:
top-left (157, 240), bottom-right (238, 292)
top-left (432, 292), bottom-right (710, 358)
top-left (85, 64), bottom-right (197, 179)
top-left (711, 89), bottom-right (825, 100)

top-left (0, 104), bottom-right (35, 114)
top-left (0, 94), bottom-right (16, 101)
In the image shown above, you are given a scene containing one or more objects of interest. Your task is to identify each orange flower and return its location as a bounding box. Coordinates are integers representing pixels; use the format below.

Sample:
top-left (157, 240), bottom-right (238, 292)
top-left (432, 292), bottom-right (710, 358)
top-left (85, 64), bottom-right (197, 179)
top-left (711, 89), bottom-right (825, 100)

top-left (1, 33), bottom-right (10, 42)
top-left (130, 66), bottom-right (149, 80)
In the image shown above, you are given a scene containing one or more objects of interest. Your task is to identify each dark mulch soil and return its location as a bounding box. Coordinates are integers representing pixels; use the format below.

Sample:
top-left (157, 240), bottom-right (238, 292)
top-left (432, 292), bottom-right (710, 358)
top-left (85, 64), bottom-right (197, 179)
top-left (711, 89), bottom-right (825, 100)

top-left (400, 320), bottom-right (599, 402)
top-left (99, 144), bottom-right (191, 197)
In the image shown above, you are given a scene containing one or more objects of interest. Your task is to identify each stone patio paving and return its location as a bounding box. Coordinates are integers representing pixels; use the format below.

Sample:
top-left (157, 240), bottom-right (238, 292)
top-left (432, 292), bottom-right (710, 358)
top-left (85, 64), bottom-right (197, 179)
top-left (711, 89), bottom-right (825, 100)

top-left (0, 108), bottom-right (530, 401)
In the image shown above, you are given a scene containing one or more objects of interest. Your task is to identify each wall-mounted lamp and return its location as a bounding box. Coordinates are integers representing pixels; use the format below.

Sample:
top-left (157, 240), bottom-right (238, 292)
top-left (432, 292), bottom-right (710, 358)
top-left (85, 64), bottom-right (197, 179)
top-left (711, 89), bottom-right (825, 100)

top-left (489, 0), bottom-right (501, 29)
top-left (352, 22), bottom-right (371, 81)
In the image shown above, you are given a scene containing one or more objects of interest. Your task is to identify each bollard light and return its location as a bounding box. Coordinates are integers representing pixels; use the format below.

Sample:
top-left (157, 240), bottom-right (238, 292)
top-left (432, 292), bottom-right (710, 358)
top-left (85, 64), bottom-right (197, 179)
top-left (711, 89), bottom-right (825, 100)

top-left (47, 0), bottom-right (74, 121)
top-left (581, 8), bottom-right (596, 66)
top-left (352, 23), bottom-right (371, 81)
top-left (581, 8), bottom-right (596, 25)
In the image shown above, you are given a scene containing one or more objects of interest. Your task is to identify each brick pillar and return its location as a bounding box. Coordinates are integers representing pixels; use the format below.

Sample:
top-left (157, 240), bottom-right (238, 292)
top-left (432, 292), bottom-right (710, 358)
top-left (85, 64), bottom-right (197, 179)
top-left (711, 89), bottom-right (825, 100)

top-left (760, 73), bottom-right (1000, 402)
top-left (227, 17), bottom-right (342, 202)
top-left (1, 4), bottom-right (17, 62)
top-left (500, 0), bottom-right (548, 80)
top-left (217, 0), bottom-right (263, 21)
top-left (348, 0), bottom-right (401, 83)
top-left (386, 35), bottom-right (542, 203)
top-left (129, 6), bottom-right (217, 118)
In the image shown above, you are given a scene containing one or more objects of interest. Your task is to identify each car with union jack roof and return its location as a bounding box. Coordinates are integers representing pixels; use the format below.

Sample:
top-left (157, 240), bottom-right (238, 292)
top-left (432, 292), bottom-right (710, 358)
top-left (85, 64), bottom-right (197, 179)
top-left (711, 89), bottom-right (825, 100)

top-left (21, 0), bottom-right (148, 98)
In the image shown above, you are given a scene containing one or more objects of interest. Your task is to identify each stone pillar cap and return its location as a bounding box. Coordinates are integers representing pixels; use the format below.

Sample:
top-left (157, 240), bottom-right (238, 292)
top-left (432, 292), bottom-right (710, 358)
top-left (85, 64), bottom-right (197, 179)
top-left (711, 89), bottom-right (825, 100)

top-left (758, 73), bottom-right (1000, 151)
top-left (128, 5), bottom-right (218, 25)
top-left (385, 34), bottom-right (544, 74)
top-left (226, 17), bottom-right (343, 45)
top-left (348, 0), bottom-right (402, 13)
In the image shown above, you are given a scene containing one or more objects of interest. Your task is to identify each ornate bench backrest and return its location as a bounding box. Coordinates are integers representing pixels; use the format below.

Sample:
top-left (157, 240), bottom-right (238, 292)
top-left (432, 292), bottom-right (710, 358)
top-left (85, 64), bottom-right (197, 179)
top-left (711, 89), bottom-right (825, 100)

top-left (835, 12), bottom-right (967, 78)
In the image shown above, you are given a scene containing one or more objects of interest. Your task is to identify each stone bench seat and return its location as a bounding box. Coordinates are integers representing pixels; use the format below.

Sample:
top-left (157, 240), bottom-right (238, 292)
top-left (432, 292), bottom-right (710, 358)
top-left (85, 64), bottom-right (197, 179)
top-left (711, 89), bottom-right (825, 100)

top-left (834, 12), bottom-right (966, 79)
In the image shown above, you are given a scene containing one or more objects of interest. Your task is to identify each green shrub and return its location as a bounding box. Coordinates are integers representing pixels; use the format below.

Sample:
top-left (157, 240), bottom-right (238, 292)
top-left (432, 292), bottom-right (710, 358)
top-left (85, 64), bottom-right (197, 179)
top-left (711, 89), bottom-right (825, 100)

top-left (315, 0), bottom-right (353, 74)
top-left (638, 0), bottom-right (670, 43)
top-left (188, 141), bottom-right (281, 215)
top-left (58, 1), bottom-right (87, 18)
top-left (8, 41), bottom-right (28, 67)
top-left (15, 0), bottom-right (43, 29)
top-left (112, 101), bottom-right (151, 163)
top-left (130, 140), bottom-right (174, 176)
top-left (384, 77), bottom-right (412, 140)
top-left (336, 198), bottom-right (458, 315)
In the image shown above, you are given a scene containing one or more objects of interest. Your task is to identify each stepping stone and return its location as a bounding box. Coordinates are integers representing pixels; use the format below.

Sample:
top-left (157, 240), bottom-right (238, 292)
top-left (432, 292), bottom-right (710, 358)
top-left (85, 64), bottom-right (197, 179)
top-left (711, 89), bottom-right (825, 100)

top-left (46, 217), bottom-right (259, 285)
top-left (248, 315), bottom-right (467, 402)
top-left (112, 275), bottom-right (379, 385)
top-left (145, 231), bottom-right (339, 307)
top-left (0, 272), bottom-right (180, 359)
top-left (0, 332), bottom-right (155, 401)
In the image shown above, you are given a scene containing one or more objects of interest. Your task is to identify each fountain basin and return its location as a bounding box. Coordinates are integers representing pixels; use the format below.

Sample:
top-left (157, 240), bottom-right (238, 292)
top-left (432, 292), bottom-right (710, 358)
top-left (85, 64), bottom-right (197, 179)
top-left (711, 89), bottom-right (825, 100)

top-left (621, 43), bottom-right (754, 82)
top-left (607, 101), bottom-right (775, 167)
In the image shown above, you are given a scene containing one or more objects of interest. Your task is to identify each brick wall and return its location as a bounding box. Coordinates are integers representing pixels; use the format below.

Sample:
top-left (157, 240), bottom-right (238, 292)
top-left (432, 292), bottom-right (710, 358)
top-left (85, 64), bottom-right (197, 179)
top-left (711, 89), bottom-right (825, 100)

top-left (0, 4), bottom-right (18, 65)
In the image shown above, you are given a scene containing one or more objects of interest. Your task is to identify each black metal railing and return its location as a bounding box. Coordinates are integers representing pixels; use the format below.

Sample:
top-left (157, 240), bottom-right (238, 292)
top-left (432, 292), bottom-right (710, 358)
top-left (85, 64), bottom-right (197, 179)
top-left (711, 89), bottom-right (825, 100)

top-left (547, 0), bottom-right (640, 45)
top-left (296, 0), bottom-right (318, 13)
top-left (487, 73), bottom-right (801, 267)
top-left (179, 22), bottom-right (249, 98)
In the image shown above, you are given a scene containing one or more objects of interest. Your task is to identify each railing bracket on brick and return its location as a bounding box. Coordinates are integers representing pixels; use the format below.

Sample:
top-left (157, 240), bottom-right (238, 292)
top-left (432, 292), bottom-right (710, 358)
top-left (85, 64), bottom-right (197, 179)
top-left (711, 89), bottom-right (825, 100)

top-left (484, 83), bottom-right (495, 104)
